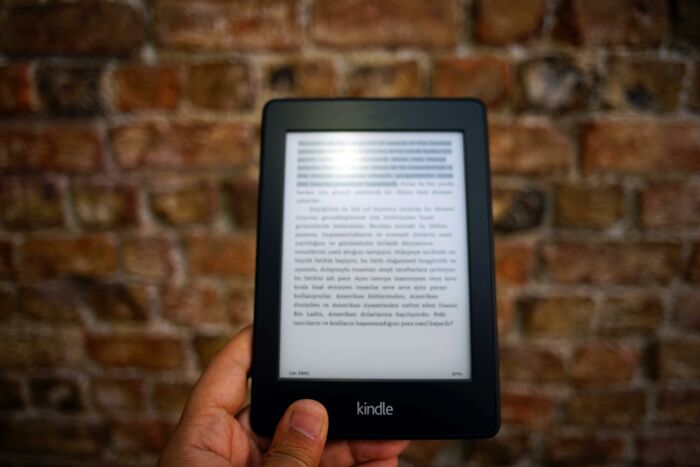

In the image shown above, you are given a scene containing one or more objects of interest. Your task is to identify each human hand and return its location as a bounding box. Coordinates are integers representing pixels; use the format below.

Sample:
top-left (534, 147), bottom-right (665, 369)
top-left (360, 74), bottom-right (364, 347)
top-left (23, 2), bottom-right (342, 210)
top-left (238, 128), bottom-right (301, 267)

top-left (159, 326), bottom-right (409, 466)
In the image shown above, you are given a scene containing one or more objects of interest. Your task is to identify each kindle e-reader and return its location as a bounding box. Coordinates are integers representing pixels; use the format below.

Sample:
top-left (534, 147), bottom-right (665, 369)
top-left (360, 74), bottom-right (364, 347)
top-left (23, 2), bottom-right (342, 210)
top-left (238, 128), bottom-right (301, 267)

top-left (250, 99), bottom-right (499, 439)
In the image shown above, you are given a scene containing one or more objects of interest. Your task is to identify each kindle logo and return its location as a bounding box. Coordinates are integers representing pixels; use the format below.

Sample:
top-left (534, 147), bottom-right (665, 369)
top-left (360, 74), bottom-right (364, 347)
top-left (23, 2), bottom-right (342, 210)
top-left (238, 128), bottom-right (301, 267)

top-left (357, 401), bottom-right (394, 416)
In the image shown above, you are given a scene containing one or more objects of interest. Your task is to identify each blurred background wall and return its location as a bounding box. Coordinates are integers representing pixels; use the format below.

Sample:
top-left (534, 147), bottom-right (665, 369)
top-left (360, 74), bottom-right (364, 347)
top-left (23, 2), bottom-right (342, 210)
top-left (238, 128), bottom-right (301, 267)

top-left (0, 0), bottom-right (698, 465)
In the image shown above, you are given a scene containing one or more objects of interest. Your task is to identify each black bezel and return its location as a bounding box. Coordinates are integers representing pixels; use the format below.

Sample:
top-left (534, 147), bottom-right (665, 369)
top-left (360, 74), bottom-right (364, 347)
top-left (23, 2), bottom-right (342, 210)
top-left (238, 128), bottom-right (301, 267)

top-left (250, 99), bottom-right (499, 439)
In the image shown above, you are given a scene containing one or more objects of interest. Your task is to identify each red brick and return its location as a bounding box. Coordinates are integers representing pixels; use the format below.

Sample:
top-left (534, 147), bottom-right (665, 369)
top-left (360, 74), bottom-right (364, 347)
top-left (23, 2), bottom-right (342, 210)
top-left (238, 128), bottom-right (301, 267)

top-left (496, 293), bottom-right (516, 337)
top-left (0, 419), bottom-right (103, 456)
top-left (520, 296), bottom-right (595, 337)
top-left (0, 64), bottom-right (36, 114)
top-left (193, 334), bottom-right (231, 367)
top-left (187, 62), bottom-right (254, 110)
top-left (500, 345), bottom-right (566, 382)
top-left (566, 389), bottom-right (646, 427)
top-left (0, 126), bottom-right (102, 173)
top-left (554, 182), bottom-right (624, 229)
top-left (555, 0), bottom-right (669, 47)
top-left (0, 241), bottom-right (14, 279)
top-left (658, 339), bottom-right (700, 381)
top-left (598, 294), bottom-right (664, 336)
top-left (228, 283), bottom-right (255, 326)
top-left (73, 180), bottom-right (139, 229)
top-left (602, 57), bottom-right (685, 112)
top-left (112, 64), bottom-right (180, 111)
top-left (434, 57), bottom-right (511, 108)
top-left (149, 177), bottom-right (215, 225)
top-left (0, 177), bottom-right (66, 229)
top-left (86, 333), bottom-right (185, 369)
top-left (582, 121), bottom-right (700, 174)
top-left (0, 1), bottom-right (145, 55)
top-left (21, 235), bottom-right (118, 279)
top-left (656, 387), bottom-right (700, 425)
top-left (346, 61), bottom-right (421, 98)
top-left (108, 419), bottom-right (173, 453)
top-left (494, 240), bottom-right (535, 286)
top-left (475, 0), bottom-right (545, 45)
top-left (637, 434), bottom-right (700, 465)
top-left (92, 377), bottom-right (144, 412)
top-left (37, 64), bottom-right (102, 117)
top-left (187, 233), bottom-right (256, 278)
top-left (152, 381), bottom-right (193, 414)
top-left (543, 242), bottom-right (683, 285)
top-left (0, 329), bottom-right (84, 367)
top-left (544, 434), bottom-right (626, 465)
top-left (0, 375), bottom-right (25, 410)
top-left (266, 60), bottom-right (337, 97)
top-left (154, 0), bottom-right (300, 51)
top-left (123, 236), bottom-right (174, 282)
top-left (19, 281), bottom-right (82, 323)
top-left (572, 342), bottom-right (641, 385)
top-left (224, 173), bottom-right (259, 229)
top-left (489, 123), bottom-right (573, 174)
top-left (311, 0), bottom-right (462, 49)
top-left (501, 390), bottom-right (557, 427)
top-left (642, 181), bottom-right (700, 228)
top-left (29, 375), bottom-right (82, 413)
top-left (674, 289), bottom-right (700, 333)
top-left (161, 280), bottom-right (227, 325)
top-left (83, 282), bottom-right (150, 322)
top-left (517, 56), bottom-right (592, 112)
top-left (111, 121), bottom-right (256, 170)
top-left (492, 187), bottom-right (545, 234)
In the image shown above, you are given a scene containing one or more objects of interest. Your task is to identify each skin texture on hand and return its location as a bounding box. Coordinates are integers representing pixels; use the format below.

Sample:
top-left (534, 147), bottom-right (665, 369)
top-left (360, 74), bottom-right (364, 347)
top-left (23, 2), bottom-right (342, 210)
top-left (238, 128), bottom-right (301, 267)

top-left (159, 326), bottom-right (409, 467)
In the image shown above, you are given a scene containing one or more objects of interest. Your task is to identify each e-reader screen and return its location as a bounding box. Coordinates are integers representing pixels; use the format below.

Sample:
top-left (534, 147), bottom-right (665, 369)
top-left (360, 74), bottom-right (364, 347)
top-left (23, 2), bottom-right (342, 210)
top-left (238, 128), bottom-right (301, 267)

top-left (279, 131), bottom-right (470, 380)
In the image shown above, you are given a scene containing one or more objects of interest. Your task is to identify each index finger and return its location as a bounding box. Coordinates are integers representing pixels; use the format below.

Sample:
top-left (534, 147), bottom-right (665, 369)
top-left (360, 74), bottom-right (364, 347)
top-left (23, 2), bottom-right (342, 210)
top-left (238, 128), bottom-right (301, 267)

top-left (183, 325), bottom-right (253, 417)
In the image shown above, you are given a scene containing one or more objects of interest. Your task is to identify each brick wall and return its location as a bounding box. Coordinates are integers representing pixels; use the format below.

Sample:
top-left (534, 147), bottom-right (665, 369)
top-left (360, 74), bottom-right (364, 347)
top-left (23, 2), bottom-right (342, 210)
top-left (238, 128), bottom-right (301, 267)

top-left (0, 0), bottom-right (698, 465)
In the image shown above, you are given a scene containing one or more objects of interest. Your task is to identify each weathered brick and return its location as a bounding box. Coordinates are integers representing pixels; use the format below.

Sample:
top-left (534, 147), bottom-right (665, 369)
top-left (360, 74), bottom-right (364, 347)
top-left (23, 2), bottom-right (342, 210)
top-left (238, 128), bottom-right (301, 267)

top-left (86, 333), bottom-right (184, 369)
top-left (311, 0), bottom-right (462, 48)
top-left (347, 61), bottom-right (421, 98)
top-left (489, 123), bottom-right (573, 174)
top-left (603, 57), bottom-right (685, 112)
top-left (637, 434), bottom-right (700, 465)
top-left (91, 377), bottom-right (143, 412)
top-left (37, 65), bottom-right (102, 116)
top-left (73, 180), bottom-right (139, 229)
top-left (187, 62), bottom-right (254, 110)
top-left (0, 419), bottom-right (103, 456)
top-left (656, 387), bottom-right (700, 425)
top-left (690, 66), bottom-right (700, 113)
top-left (21, 235), bottom-right (118, 279)
top-left (672, 0), bottom-right (700, 49)
top-left (193, 334), bottom-right (231, 367)
top-left (0, 126), bottom-right (102, 174)
top-left (500, 345), bottom-right (566, 382)
top-left (0, 241), bottom-right (14, 280)
top-left (0, 1), bottom-right (146, 56)
top-left (155, 0), bottom-right (300, 51)
top-left (162, 281), bottom-right (227, 325)
top-left (83, 281), bottom-right (150, 322)
top-left (555, 0), bottom-right (669, 47)
top-left (517, 56), bottom-right (592, 113)
top-left (674, 290), bottom-right (700, 333)
top-left (0, 375), bottom-right (24, 410)
top-left (111, 121), bottom-right (256, 170)
top-left (29, 376), bottom-right (82, 413)
top-left (108, 419), bottom-right (174, 453)
top-left (520, 296), bottom-right (595, 337)
top-left (554, 182), bottom-right (624, 229)
top-left (544, 435), bottom-right (626, 465)
top-left (0, 177), bottom-right (65, 229)
top-left (658, 339), bottom-right (700, 381)
top-left (468, 433), bottom-right (529, 465)
top-left (474, 0), bottom-right (545, 45)
top-left (642, 181), bottom-right (700, 228)
top-left (598, 294), bottom-right (664, 336)
top-left (150, 177), bottom-right (214, 225)
top-left (0, 286), bottom-right (16, 321)
top-left (152, 381), bottom-right (193, 414)
top-left (112, 64), bottom-right (180, 111)
top-left (582, 121), bottom-right (700, 174)
top-left (492, 187), bottom-right (545, 233)
top-left (266, 60), bottom-right (337, 97)
top-left (434, 57), bottom-right (510, 108)
top-left (543, 242), bottom-right (683, 285)
top-left (572, 342), bottom-right (641, 385)
top-left (494, 240), bottom-right (535, 286)
top-left (224, 174), bottom-right (259, 229)
top-left (123, 236), bottom-right (174, 282)
top-left (187, 233), bottom-right (256, 278)
top-left (19, 281), bottom-right (82, 323)
top-left (566, 389), bottom-right (646, 427)
top-left (228, 283), bottom-right (255, 326)
top-left (0, 64), bottom-right (36, 114)
top-left (690, 244), bottom-right (700, 283)
top-left (501, 390), bottom-right (557, 427)
top-left (0, 329), bottom-right (84, 367)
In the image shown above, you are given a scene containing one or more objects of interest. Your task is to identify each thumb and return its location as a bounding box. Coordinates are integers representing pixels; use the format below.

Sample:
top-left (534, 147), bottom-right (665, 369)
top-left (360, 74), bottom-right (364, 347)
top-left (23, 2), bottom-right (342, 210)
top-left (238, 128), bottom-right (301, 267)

top-left (262, 399), bottom-right (329, 467)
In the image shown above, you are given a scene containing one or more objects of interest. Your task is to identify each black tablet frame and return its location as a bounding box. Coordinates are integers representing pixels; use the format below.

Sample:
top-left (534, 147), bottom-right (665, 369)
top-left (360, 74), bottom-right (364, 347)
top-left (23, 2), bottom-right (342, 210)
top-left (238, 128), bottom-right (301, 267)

top-left (250, 99), bottom-right (499, 439)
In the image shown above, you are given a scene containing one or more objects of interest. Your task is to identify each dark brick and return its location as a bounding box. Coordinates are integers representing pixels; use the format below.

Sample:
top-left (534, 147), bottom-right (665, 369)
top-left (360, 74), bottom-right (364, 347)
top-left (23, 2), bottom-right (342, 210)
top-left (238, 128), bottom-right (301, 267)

top-left (266, 60), bottom-right (337, 97)
top-left (672, 0), bottom-right (700, 49)
top-left (674, 289), bottom-right (700, 333)
top-left (602, 58), bottom-right (685, 112)
top-left (82, 281), bottom-right (150, 322)
top-left (492, 187), bottom-right (545, 233)
top-left (0, 376), bottom-right (24, 410)
top-left (224, 174), bottom-right (259, 229)
top-left (37, 65), bottom-right (102, 116)
top-left (566, 389), bottom-right (646, 427)
top-left (19, 281), bottom-right (82, 323)
top-left (544, 434), bottom-right (626, 465)
top-left (598, 294), bottom-right (664, 336)
top-left (0, 64), bottom-right (36, 114)
top-left (0, 177), bottom-right (66, 230)
top-left (29, 376), bottom-right (82, 413)
top-left (0, 419), bottom-right (103, 456)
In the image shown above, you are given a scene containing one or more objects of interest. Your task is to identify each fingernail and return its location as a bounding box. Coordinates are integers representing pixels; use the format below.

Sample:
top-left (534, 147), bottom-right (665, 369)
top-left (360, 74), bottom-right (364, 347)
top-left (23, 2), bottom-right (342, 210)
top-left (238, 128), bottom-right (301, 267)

top-left (289, 401), bottom-right (324, 440)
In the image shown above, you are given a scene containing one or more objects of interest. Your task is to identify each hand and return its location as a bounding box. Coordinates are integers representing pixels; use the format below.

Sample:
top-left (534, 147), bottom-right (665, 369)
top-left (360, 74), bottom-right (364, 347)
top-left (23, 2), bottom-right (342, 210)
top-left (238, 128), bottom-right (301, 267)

top-left (159, 326), bottom-right (409, 466)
